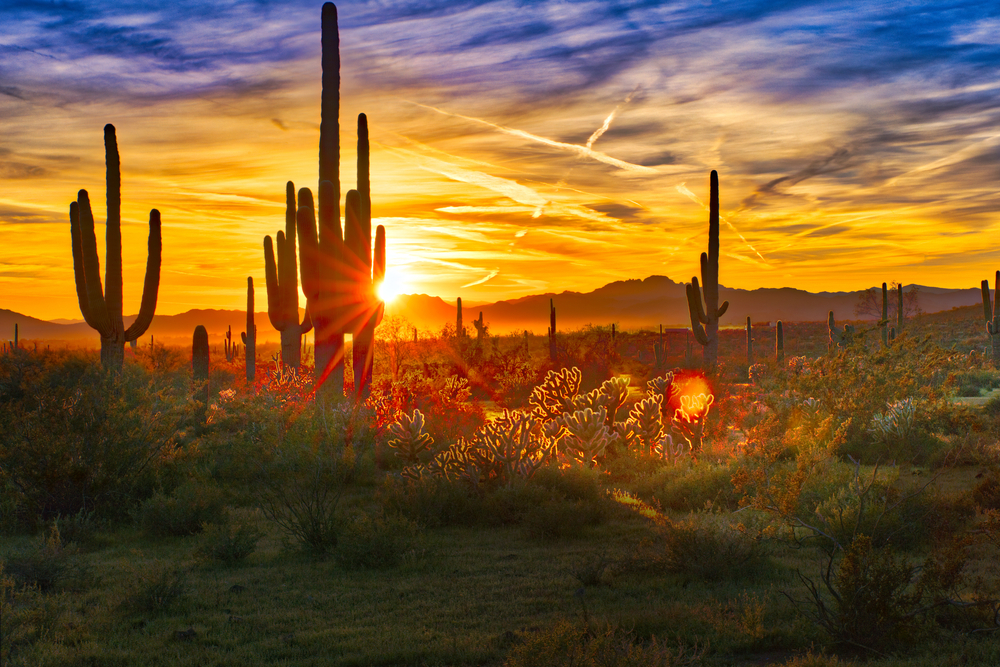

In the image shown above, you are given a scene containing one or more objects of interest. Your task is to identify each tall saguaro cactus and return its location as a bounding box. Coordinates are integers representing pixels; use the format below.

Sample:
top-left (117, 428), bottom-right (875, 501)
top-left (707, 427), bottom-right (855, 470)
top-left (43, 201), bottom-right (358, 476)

top-left (193, 325), bottom-right (209, 422)
top-left (241, 277), bottom-right (256, 383)
top-left (776, 320), bottom-right (784, 364)
top-left (686, 170), bottom-right (729, 373)
top-left (745, 316), bottom-right (753, 369)
top-left (265, 181), bottom-right (313, 368)
top-left (982, 271), bottom-right (1000, 369)
top-left (880, 282), bottom-right (889, 347)
top-left (456, 297), bottom-right (464, 337)
top-left (70, 124), bottom-right (161, 370)
top-left (295, 3), bottom-right (386, 400)
top-left (548, 298), bottom-right (557, 361)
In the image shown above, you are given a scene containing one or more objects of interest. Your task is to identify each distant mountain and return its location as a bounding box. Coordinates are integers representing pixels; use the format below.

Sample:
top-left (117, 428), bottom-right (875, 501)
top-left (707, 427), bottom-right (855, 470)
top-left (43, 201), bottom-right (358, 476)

top-left (1, 276), bottom-right (986, 345)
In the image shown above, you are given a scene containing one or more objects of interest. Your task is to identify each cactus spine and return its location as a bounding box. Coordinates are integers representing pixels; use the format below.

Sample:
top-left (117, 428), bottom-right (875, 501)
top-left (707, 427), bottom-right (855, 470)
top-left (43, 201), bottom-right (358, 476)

top-left (456, 297), bottom-right (464, 337)
top-left (265, 182), bottom-right (313, 369)
top-left (70, 124), bottom-right (161, 370)
top-left (296, 5), bottom-right (386, 400)
top-left (241, 277), bottom-right (256, 383)
top-left (685, 170), bottom-right (729, 373)
top-left (982, 271), bottom-right (1000, 369)
top-left (776, 320), bottom-right (784, 364)
top-left (548, 298), bottom-right (557, 361)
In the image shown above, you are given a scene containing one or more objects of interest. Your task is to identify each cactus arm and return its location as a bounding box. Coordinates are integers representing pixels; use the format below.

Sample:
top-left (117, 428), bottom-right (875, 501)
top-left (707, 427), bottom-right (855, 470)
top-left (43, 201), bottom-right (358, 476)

top-left (264, 234), bottom-right (282, 326)
top-left (374, 224), bottom-right (386, 286)
top-left (320, 2), bottom-right (339, 203)
top-left (983, 278), bottom-right (992, 325)
top-left (717, 300), bottom-right (729, 318)
top-left (123, 209), bottom-right (161, 341)
top-left (74, 190), bottom-right (113, 338)
top-left (357, 113), bottom-right (371, 258)
top-left (301, 309), bottom-right (313, 335)
top-left (994, 270), bottom-right (1000, 329)
top-left (688, 276), bottom-right (708, 324)
top-left (70, 200), bottom-right (101, 332)
top-left (686, 282), bottom-right (709, 346)
top-left (297, 188), bottom-right (320, 303)
top-left (897, 283), bottom-right (904, 332)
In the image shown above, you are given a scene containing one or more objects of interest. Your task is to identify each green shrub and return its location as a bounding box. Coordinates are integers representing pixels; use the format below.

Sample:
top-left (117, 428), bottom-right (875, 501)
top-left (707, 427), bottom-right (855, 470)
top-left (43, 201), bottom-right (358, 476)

top-left (530, 464), bottom-right (604, 503)
top-left (645, 514), bottom-right (767, 581)
top-left (196, 520), bottom-right (262, 564)
top-left (335, 511), bottom-right (419, 569)
top-left (2, 525), bottom-right (87, 593)
top-left (482, 482), bottom-right (553, 526)
top-left (0, 353), bottom-right (182, 523)
top-left (122, 564), bottom-right (186, 614)
top-left (138, 482), bottom-right (226, 537)
top-left (641, 462), bottom-right (739, 512)
top-left (376, 476), bottom-right (484, 528)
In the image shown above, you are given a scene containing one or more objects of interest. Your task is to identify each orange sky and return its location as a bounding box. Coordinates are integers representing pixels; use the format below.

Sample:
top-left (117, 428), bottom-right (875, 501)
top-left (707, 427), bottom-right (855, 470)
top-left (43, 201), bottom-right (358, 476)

top-left (3, 1), bottom-right (1000, 321)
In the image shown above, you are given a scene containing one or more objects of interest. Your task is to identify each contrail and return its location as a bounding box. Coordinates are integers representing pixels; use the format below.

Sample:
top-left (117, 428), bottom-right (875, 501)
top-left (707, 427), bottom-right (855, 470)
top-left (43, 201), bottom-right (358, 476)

top-left (408, 101), bottom-right (658, 174)
top-left (585, 87), bottom-right (639, 150)
top-left (462, 269), bottom-right (500, 288)
top-left (675, 183), bottom-right (769, 265)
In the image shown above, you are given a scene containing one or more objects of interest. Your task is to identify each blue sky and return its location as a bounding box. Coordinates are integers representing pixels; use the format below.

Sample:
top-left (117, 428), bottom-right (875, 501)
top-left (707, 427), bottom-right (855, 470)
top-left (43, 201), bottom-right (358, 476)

top-left (2, 0), bottom-right (1000, 318)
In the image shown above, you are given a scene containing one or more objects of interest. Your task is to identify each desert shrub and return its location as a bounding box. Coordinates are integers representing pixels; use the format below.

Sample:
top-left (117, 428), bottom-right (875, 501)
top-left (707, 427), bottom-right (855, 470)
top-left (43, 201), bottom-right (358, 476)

top-left (376, 476), bottom-right (484, 528)
top-left (0, 353), bottom-right (183, 523)
top-left (974, 475), bottom-right (1000, 510)
top-left (334, 511), bottom-right (419, 569)
top-left (658, 514), bottom-right (767, 581)
top-left (504, 619), bottom-right (704, 667)
top-left (121, 563), bottom-right (186, 614)
top-left (640, 462), bottom-right (739, 512)
top-left (482, 482), bottom-right (554, 526)
top-left (196, 519), bottom-right (263, 564)
top-left (530, 464), bottom-right (604, 503)
top-left (52, 508), bottom-right (102, 549)
top-left (2, 525), bottom-right (87, 593)
top-left (950, 369), bottom-right (1000, 397)
top-left (138, 481), bottom-right (227, 537)
top-left (0, 563), bottom-right (64, 665)
top-left (254, 402), bottom-right (360, 554)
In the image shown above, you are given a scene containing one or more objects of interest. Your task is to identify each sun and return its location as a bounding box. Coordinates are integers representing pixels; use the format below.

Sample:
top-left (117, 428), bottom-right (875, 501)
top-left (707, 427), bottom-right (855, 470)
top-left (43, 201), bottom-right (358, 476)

top-left (377, 271), bottom-right (407, 304)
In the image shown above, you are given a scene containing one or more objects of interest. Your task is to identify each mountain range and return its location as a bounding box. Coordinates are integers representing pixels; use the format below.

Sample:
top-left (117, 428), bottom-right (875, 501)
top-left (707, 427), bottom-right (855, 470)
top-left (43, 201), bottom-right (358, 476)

top-left (0, 275), bottom-right (984, 346)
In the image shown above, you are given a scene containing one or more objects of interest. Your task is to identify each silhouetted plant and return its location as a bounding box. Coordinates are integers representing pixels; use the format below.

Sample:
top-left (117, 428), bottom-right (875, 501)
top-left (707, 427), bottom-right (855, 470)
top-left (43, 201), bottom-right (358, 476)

top-left (264, 182), bottom-right (313, 369)
top-left (686, 170), bottom-right (729, 373)
top-left (69, 124), bottom-right (161, 371)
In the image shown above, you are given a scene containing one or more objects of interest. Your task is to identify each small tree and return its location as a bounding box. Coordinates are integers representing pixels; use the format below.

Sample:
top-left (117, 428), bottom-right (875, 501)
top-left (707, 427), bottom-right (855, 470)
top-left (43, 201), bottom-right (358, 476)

top-left (855, 282), bottom-right (921, 321)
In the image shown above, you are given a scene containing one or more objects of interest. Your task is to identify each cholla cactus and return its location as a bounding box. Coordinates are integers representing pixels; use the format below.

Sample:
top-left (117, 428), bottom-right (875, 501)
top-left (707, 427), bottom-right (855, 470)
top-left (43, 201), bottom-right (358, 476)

top-left (748, 363), bottom-right (766, 385)
top-left (868, 398), bottom-right (916, 443)
top-left (561, 406), bottom-right (617, 467)
top-left (473, 410), bottom-right (551, 486)
top-left (529, 367), bottom-right (582, 420)
top-left (646, 371), bottom-right (675, 402)
top-left (598, 376), bottom-right (630, 424)
top-left (625, 394), bottom-right (663, 456)
top-left (671, 393), bottom-right (714, 453)
top-left (387, 409), bottom-right (436, 464)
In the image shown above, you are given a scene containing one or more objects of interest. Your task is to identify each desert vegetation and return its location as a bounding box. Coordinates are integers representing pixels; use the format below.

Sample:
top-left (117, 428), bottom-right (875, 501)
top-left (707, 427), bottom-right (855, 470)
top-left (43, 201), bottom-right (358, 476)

top-left (6, 2), bottom-right (1000, 666)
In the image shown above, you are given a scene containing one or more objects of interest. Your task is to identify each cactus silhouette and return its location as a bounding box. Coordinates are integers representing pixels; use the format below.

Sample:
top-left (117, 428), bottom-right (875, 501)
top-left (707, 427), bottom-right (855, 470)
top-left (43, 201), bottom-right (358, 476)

top-left (224, 325), bottom-right (234, 362)
top-left (295, 5), bottom-right (386, 400)
top-left (241, 277), bottom-right (256, 383)
top-left (880, 282), bottom-right (889, 347)
top-left (473, 311), bottom-right (486, 345)
top-left (896, 283), bottom-right (904, 334)
top-left (686, 170), bottom-right (729, 373)
top-left (828, 311), bottom-right (854, 352)
top-left (653, 324), bottom-right (665, 367)
top-left (745, 316), bottom-right (753, 370)
top-left (265, 182), bottom-right (313, 369)
top-left (776, 320), bottom-right (784, 364)
top-left (982, 271), bottom-right (1000, 368)
top-left (69, 124), bottom-right (161, 370)
top-left (193, 325), bottom-right (209, 423)
top-left (548, 298), bottom-right (557, 361)
top-left (456, 297), bottom-right (464, 337)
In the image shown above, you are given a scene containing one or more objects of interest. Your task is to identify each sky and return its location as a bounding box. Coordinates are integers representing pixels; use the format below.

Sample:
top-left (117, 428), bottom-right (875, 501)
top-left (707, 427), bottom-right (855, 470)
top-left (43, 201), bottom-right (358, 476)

top-left (2, 0), bottom-right (1000, 321)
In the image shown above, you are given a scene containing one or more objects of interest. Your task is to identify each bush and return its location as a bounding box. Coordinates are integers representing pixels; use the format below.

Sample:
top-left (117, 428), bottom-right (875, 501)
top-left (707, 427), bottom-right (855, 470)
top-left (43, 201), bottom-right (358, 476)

top-left (644, 514), bottom-right (767, 581)
top-left (335, 511), bottom-right (419, 569)
top-left (377, 476), bottom-right (484, 528)
top-left (523, 496), bottom-right (604, 540)
top-left (196, 519), bottom-right (262, 564)
top-left (641, 462), bottom-right (739, 512)
top-left (122, 563), bottom-right (186, 614)
top-left (138, 482), bottom-right (227, 537)
top-left (2, 525), bottom-right (87, 593)
top-left (255, 403), bottom-right (360, 554)
top-left (0, 353), bottom-right (182, 523)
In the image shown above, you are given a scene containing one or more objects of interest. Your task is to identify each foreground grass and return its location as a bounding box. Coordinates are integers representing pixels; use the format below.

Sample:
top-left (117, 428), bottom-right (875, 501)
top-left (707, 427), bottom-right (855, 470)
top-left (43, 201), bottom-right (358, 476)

top-left (5, 468), bottom-right (1000, 667)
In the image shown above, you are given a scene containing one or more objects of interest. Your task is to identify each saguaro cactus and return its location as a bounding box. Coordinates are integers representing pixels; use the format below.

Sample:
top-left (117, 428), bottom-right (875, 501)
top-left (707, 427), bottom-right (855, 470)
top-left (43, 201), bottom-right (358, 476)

top-left (828, 311), bottom-right (854, 352)
top-left (880, 282), bottom-right (889, 347)
top-left (241, 277), bottom-right (256, 383)
top-left (745, 316), bottom-right (753, 369)
top-left (456, 297), bottom-right (464, 337)
top-left (295, 4), bottom-right (386, 400)
top-left (982, 271), bottom-right (1000, 369)
top-left (70, 124), bottom-right (161, 370)
top-left (265, 181), bottom-right (313, 368)
top-left (548, 298), bottom-right (557, 361)
top-left (224, 325), bottom-right (234, 362)
top-left (13, 324), bottom-right (17, 350)
top-left (473, 311), bottom-right (486, 345)
top-left (686, 170), bottom-right (729, 373)
top-left (653, 324), bottom-right (665, 367)
top-left (193, 325), bottom-right (209, 422)
top-left (776, 320), bottom-right (784, 364)
top-left (896, 283), bottom-right (904, 334)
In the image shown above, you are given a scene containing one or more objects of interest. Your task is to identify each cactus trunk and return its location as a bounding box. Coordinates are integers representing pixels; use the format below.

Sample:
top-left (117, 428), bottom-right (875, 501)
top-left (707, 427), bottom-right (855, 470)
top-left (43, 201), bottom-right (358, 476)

top-left (69, 124), bottom-right (161, 371)
top-left (685, 171), bottom-right (729, 374)
top-left (746, 316), bottom-right (752, 369)
top-left (776, 320), bottom-right (784, 364)
top-left (242, 277), bottom-right (256, 383)
top-left (881, 282), bottom-right (889, 347)
top-left (456, 297), bottom-right (463, 337)
top-left (982, 271), bottom-right (1000, 369)
top-left (265, 182), bottom-right (313, 369)
top-left (548, 298), bottom-right (557, 361)
top-left (193, 325), bottom-right (209, 422)
top-left (897, 283), bottom-right (904, 334)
